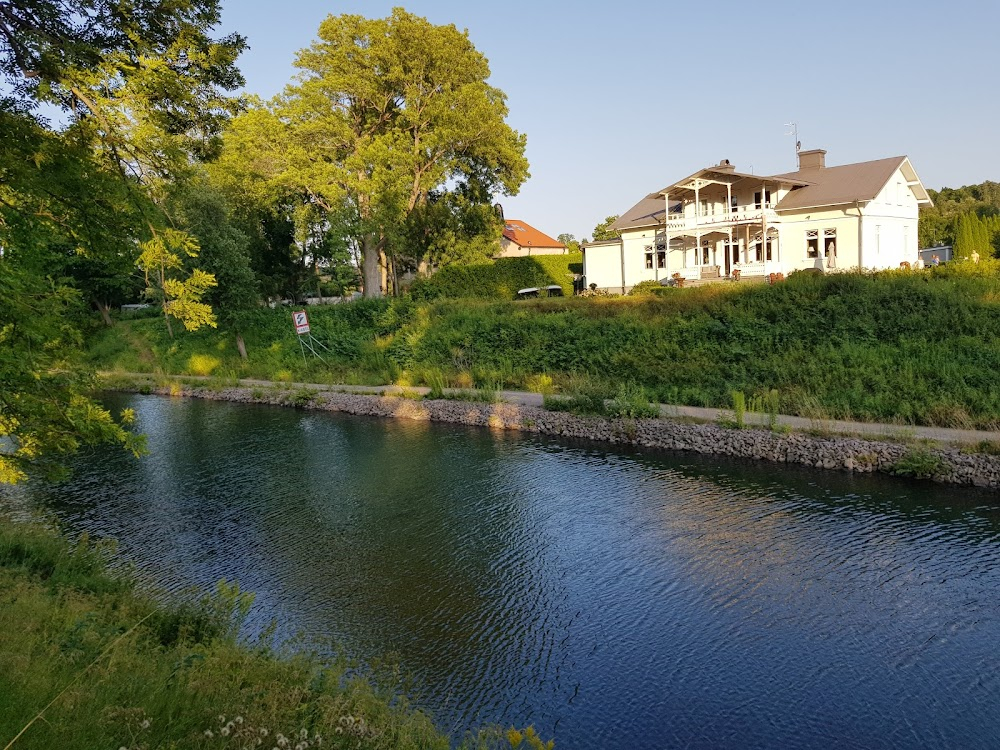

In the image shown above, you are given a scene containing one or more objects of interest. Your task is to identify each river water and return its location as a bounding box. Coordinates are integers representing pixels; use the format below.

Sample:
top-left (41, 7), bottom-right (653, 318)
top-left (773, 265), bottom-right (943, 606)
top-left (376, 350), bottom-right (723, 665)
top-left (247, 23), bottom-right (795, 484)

top-left (6, 394), bottom-right (1000, 749)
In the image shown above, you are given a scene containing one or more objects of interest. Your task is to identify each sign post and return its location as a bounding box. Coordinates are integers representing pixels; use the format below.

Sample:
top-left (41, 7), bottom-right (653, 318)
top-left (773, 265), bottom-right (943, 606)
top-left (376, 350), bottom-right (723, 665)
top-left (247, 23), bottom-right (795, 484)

top-left (291, 309), bottom-right (329, 363)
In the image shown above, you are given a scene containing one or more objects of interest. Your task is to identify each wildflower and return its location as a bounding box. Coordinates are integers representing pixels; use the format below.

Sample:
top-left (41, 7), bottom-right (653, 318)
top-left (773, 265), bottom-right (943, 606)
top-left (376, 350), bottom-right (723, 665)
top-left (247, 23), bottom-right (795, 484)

top-left (299, 728), bottom-right (309, 739)
top-left (221, 726), bottom-right (231, 737)
top-left (140, 719), bottom-right (151, 729)
top-left (236, 716), bottom-right (244, 725)
top-left (334, 727), bottom-right (343, 735)
top-left (260, 728), bottom-right (269, 737)
top-left (204, 729), bottom-right (215, 738)
top-left (218, 715), bottom-right (226, 723)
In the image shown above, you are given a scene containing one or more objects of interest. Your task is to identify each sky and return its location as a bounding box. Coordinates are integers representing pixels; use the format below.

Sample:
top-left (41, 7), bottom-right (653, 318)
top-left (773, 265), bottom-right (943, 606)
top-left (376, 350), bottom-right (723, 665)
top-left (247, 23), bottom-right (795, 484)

top-left (218, 0), bottom-right (1000, 241)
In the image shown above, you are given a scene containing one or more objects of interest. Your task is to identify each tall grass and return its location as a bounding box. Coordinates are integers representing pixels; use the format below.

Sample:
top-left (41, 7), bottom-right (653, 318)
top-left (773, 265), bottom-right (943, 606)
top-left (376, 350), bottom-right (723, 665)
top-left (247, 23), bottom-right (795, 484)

top-left (88, 267), bottom-right (1000, 428)
top-left (0, 518), bottom-right (542, 750)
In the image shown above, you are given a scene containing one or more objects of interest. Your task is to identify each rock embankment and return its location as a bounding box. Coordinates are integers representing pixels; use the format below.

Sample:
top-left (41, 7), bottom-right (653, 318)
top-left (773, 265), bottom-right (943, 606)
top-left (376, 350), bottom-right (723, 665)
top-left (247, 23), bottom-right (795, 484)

top-left (129, 384), bottom-right (1000, 489)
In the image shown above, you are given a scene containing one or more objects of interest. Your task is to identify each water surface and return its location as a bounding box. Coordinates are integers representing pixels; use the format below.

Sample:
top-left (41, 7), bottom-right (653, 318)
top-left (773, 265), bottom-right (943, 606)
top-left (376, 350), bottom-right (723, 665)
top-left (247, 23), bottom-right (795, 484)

top-left (6, 394), bottom-right (1000, 749)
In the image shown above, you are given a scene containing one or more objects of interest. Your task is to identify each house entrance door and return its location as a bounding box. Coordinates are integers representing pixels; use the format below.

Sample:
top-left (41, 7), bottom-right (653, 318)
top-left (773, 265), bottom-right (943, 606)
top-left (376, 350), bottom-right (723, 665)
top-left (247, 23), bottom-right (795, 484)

top-left (724, 242), bottom-right (738, 276)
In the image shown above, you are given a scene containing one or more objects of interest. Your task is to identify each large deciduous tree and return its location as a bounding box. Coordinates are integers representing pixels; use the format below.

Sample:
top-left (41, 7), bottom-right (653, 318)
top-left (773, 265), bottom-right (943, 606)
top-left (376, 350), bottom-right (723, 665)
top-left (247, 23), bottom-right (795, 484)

top-left (217, 8), bottom-right (528, 298)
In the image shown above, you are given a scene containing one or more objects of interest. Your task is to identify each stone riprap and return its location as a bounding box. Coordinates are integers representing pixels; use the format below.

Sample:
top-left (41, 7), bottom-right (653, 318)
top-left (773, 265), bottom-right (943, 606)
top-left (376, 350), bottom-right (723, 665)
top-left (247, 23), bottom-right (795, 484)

top-left (125, 384), bottom-right (1000, 489)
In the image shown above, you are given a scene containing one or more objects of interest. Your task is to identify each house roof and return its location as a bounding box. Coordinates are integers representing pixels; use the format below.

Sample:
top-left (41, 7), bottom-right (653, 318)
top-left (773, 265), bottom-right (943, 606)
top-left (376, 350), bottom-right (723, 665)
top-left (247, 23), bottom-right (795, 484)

top-left (502, 220), bottom-right (565, 248)
top-left (773, 156), bottom-right (922, 210)
top-left (610, 154), bottom-right (932, 231)
top-left (611, 198), bottom-right (667, 232)
top-left (646, 166), bottom-right (811, 201)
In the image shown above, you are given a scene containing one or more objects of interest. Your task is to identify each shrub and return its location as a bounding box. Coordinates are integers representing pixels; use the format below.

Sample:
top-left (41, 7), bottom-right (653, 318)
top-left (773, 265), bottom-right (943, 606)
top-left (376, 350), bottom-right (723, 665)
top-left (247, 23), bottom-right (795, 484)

top-left (890, 447), bottom-right (949, 478)
top-left (608, 381), bottom-right (659, 418)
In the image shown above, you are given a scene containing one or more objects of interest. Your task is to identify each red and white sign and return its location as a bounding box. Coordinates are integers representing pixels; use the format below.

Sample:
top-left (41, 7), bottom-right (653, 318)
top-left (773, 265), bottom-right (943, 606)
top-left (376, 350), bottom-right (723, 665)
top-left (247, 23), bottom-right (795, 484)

top-left (292, 310), bottom-right (310, 335)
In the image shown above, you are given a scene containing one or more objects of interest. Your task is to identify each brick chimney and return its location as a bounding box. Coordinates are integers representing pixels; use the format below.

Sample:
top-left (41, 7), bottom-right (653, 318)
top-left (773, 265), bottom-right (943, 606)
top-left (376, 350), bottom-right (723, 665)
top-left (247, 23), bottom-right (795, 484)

top-left (797, 149), bottom-right (826, 170)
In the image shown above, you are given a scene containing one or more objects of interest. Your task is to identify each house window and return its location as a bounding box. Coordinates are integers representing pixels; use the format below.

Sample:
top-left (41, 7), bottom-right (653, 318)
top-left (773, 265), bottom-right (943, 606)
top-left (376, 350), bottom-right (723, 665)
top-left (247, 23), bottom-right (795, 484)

top-left (754, 190), bottom-right (772, 209)
top-left (823, 229), bottom-right (836, 258)
top-left (806, 229), bottom-right (819, 258)
top-left (657, 250), bottom-right (666, 268)
top-left (700, 199), bottom-right (709, 217)
top-left (730, 195), bottom-right (738, 213)
top-left (644, 247), bottom-right (654, 269)
top-left (702, 244), bottom-right (711, 265)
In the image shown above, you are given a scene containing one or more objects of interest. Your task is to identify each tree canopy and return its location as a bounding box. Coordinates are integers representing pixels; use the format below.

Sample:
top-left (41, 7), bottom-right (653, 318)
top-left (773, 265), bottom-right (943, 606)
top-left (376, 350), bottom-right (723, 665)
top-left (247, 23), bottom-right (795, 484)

top-left (0, 0), bottom-right (245, 482)
top-left (591, 215), bottom-right (621, 241)
top-left (215, 8), bottom-right (528, 297)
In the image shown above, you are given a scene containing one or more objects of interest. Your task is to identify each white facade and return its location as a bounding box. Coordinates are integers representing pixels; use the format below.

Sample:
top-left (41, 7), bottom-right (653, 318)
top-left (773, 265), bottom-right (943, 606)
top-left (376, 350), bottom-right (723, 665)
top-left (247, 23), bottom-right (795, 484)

top-left (583, 152), bottom-right (932, 293)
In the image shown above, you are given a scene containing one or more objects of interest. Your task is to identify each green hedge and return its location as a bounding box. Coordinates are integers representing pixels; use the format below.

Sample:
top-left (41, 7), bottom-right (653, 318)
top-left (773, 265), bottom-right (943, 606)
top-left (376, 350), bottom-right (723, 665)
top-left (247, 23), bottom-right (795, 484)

top-left (409, 254), bottom-right (582, 300)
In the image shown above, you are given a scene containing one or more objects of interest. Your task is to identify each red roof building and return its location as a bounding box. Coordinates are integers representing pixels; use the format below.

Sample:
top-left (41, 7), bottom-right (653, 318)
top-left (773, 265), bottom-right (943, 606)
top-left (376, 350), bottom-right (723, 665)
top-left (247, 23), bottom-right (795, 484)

top-left (498, 220), bottom-right (567, 257)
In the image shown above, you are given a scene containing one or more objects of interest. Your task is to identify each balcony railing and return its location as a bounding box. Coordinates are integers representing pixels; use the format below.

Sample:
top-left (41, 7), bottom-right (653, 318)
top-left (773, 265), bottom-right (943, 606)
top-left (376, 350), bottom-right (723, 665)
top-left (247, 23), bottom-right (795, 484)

top-left (662, 205), bottom-right (778, 232)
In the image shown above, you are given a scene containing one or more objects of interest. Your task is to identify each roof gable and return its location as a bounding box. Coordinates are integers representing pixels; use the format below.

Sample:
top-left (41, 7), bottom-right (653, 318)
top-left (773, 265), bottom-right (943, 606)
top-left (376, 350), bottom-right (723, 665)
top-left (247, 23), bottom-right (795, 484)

top-left (502, 220), bottom-right (565, 248)
top-left (773, 156), bottom-right (919, 211)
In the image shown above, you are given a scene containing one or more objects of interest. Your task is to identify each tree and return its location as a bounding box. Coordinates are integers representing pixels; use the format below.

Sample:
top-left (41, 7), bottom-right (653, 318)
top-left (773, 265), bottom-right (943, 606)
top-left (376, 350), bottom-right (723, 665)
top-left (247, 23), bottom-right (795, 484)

top-left (592, 215), bottom-right (621, 241)
top-left (217, 9), bottom-right (528, 298)
top-left (558, 233), bottom-right (580, 253)
top-left (399, 188), bottom-right (503, 272)
top-left (167, 177), bottom-right (260, 358)
top-left (0, 1), bottom-right (242, 481)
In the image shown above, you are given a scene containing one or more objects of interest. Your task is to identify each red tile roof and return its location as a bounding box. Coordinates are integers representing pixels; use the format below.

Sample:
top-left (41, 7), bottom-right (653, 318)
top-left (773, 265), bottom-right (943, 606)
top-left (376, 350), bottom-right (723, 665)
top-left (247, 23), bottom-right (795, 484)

top-left (502, 220), bottom-right (565, 249)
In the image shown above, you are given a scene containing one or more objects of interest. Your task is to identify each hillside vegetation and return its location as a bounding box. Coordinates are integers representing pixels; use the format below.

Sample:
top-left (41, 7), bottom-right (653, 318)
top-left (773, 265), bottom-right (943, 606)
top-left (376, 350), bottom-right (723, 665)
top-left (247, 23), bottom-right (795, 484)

top-left (89, 263), bottom-right (1000, 429)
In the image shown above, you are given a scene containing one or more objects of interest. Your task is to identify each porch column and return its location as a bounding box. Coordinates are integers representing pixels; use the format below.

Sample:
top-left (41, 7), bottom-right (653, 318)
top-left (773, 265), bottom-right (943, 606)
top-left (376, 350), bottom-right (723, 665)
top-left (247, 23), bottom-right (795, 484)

top-left (743, 224), bottom-right (751, 263)
top-left (726, 182), bottom-right (732, 216)
top-left (663, 192), bottom-right (670, 277)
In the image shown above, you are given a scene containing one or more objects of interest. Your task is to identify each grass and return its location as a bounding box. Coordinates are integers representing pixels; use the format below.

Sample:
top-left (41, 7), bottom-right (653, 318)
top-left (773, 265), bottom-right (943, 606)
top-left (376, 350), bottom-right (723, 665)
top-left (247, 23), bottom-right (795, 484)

top-left (86, 265), bottom-right (1000, 429)
top-left (0, 517), bottom-right (547, 750)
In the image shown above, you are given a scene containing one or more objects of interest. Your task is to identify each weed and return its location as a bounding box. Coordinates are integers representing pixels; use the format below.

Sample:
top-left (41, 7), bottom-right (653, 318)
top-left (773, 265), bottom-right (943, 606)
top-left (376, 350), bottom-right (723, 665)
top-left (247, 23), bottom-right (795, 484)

top-left (608, 382), bottom-right (659, 419)
top-left (719, 390), bottom-right (747, 429)
top-left (889, 447), bottom-right (949, 478)
top-left (288, 388), bottom-right (317, 408)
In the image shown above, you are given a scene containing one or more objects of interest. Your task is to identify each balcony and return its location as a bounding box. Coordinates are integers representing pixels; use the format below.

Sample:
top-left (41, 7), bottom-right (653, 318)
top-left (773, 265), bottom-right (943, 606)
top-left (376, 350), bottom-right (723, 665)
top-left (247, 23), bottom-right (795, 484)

top-left (661, 204), bottom-right (779, 234)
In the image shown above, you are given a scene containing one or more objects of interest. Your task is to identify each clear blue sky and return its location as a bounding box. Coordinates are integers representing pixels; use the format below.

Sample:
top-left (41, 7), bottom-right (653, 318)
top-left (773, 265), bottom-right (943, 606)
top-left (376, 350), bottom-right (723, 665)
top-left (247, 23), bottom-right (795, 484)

top-left (219, 0), bottom-right (999, 242)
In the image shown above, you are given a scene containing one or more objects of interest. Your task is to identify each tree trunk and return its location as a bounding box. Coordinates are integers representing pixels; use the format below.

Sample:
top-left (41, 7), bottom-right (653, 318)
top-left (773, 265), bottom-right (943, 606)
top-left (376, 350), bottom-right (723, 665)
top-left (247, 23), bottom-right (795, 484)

top-left (163, 305), bottom-right (174, 338)
top-left (236, 332), bottom-right (248, 361)
top-left (96, 300), bottom-right (114, 327)
top-left (362, 235), bottom-right (383, 298)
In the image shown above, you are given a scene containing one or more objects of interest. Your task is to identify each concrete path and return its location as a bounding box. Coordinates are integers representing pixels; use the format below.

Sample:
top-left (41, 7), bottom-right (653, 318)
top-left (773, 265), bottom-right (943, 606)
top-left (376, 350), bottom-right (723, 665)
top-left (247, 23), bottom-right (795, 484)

top-left (103, 372), bottom-right (1000, 447)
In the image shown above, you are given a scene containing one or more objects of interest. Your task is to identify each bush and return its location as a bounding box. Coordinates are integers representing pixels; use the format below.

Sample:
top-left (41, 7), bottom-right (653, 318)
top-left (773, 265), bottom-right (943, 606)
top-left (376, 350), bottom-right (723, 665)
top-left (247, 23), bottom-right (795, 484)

top-left (607, 382), bottom-right (659, 418)
top-left (890, 447), bottom-right (949, 478)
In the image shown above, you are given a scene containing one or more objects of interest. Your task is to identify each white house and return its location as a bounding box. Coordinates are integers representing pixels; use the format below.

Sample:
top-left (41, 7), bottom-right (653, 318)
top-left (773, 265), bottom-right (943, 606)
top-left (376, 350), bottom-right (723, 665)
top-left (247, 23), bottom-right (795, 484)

top-left (582, 149), bottom-right (932, 292)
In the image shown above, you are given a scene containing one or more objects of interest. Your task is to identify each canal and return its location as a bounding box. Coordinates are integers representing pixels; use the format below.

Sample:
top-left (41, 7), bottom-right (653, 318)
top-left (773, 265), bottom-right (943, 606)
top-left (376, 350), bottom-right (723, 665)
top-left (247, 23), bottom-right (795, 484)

top-left (6, 394), bottom-right (1000, 749)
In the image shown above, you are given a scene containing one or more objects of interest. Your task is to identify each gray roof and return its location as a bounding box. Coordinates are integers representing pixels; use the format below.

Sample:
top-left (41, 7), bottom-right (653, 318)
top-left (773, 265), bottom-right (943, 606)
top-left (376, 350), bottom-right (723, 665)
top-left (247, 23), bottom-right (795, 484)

top-left (609, 155), bottom-right (929, 232)
top-left (773, 156), bottom-right (907, 211)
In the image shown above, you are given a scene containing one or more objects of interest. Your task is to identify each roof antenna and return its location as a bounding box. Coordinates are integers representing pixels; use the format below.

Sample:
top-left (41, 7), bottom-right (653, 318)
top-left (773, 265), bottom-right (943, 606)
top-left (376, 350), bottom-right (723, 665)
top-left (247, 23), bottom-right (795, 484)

top-left (784, 122), bottom-right (800, 166)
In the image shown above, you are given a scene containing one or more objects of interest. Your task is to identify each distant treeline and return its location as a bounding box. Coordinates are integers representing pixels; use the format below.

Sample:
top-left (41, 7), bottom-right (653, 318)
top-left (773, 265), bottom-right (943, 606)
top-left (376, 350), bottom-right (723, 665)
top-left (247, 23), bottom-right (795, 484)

top-left (920, 181), bottom-right (1000, 257)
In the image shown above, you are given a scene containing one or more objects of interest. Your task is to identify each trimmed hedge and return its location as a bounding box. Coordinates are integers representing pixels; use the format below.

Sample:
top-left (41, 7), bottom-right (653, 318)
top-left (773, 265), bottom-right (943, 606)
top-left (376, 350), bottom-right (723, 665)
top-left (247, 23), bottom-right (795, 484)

top-left (409, 254), bottom-right (582, 300)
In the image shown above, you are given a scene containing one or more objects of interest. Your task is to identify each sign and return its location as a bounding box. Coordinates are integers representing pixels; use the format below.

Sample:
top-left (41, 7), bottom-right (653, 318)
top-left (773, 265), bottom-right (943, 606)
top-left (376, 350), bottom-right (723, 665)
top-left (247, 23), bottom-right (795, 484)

top-left (292, 310), bottom-right (310, 335)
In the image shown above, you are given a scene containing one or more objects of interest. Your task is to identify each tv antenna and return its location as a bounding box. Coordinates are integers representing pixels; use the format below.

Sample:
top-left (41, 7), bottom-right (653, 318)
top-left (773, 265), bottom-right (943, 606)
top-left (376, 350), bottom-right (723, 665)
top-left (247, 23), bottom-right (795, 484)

top-left (784, 122), bottom-right (800, 165)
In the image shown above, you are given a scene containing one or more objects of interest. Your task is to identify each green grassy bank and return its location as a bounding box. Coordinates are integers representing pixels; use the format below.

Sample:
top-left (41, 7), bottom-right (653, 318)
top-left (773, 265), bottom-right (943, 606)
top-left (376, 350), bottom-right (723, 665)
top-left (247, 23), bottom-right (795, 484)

top-left (88, 263), bottom-right (1000, 429)
top-left (0, 518), bottom-right (548, 750)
